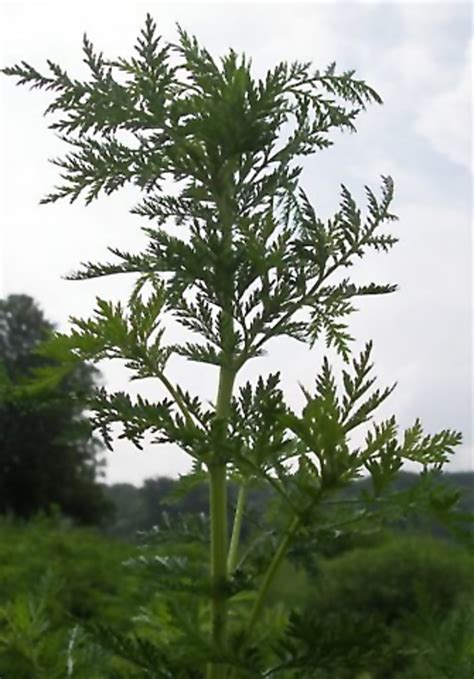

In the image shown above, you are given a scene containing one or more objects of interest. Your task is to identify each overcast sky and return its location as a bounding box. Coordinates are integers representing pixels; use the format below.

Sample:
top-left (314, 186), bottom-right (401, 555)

top-left (0, 1), bottom-right (472, 485)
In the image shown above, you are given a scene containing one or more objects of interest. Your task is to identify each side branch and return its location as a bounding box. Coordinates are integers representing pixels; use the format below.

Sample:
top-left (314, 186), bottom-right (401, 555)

top-left (158, 371), bottom-right (199, 429)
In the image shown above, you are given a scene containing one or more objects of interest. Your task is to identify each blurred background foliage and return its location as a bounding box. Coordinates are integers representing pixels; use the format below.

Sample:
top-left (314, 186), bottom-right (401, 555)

top-left (0, 514), bottom-right (473, 677)
top-left (0, 294), bottom-right (111, 524)
top-left (1, 294), bottom-right (473, 676)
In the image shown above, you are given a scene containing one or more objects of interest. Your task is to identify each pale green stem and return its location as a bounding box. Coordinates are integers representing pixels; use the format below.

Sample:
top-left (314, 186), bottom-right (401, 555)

top-left (206, 195), bottom-right (236, 678)
top-left (227, 483), bottom-right (248, 573)
top-left (247, 507), bottom-right (373, 645)
top-left (209, 462), bottom-right (228, 640)
top-left (207, 365), bottom-right (235, 679)
top-left (238, 454), bottom-right (299, 513)
top-left (158, 372), bottom-right (196, 429)
top-left (248, 514), bottom-right (300, 634)
top-left (247, 487), bottom-right (331, 633)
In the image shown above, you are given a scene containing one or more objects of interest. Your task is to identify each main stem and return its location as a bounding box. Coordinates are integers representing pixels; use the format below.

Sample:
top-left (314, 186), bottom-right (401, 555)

top-left (207, 365), bottom-right (235, 679)
top-left (209, 462), bottom-right (228, 644)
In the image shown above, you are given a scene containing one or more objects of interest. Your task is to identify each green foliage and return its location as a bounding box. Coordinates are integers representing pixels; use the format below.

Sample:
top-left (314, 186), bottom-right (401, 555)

top-left (3, 14), bottom-right (467, 677)
top-left (277, 535), bottom-right (474, 678)
top-left (1, 516), bottom-right (473, 678)
top-left (0, 517), bottom-right (159, 677)
top-left (399, 602), bottom-right (474, 679)
top-left (4, 15), bottom-right (397, 369)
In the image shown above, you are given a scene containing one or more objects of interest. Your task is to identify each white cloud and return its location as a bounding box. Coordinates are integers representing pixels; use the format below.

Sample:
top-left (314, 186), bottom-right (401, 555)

top-left (415, 39), bottom-right (472, 172)
top-left (382, 42), bottom-right (450, 94)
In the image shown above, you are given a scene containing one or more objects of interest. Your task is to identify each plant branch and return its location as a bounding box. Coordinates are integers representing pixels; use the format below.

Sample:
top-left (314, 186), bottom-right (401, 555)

top-left (249, 223), bottom-right (389, 358)
top-left (227, 483), bottom-right (248, 573)
top-left (237, 453), bottom-right (299, 513)
top-left (157, 371), bottom-right (198, 429)
top-left (247, 513), bottom-right (300, 634)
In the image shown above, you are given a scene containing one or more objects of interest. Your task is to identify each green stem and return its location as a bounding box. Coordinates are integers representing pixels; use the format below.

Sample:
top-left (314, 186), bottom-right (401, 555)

top-left (209, 462), bottom-right (228, 641)
top-left (207, 365), bottom-right (235, 679)
top-left (158, 372), bottom-right (196, 429)
top-left (238, 454), bottom-right (299, 513)
top-left (227, 483), bottom-right (247, 573)
top-left (248, 514), bottom-right (300, 633)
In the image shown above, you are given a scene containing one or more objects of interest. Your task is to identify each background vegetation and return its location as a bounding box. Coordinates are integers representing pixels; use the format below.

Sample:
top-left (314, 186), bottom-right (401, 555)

top-left (0, 505), bottom-right (473, 678)
top-left (0, 292), bottom-right (473, 676)
top-left (0, 294), bottom-right (111, 524)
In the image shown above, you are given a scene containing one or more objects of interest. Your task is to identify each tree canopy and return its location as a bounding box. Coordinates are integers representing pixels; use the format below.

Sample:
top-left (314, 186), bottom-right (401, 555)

top-left (0, 294), bottom-right (111, 524)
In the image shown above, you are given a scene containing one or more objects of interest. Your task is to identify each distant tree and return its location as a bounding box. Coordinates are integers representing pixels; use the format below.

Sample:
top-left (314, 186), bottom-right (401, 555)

top-left (0, 294), bottom-right (52, 378)
top-left (0, 294), bottom-right (111, 524)
top-left (104, 475), bottom-right (271, 541)
top-left (103, 482), bottom-right (146, 538)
